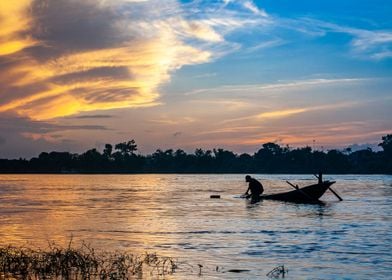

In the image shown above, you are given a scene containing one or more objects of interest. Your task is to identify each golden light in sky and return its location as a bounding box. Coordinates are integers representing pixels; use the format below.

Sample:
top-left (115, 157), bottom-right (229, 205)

top-left (0, 1), bottom-right (36, 54)
top-left (0, 0), bottom-right (390, 157)
top-left (0, 0), bottom-right (214, 120)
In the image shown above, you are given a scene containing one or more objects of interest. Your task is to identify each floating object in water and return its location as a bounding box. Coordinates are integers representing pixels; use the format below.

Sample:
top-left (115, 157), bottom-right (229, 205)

top-left (227, 269), bottom-right (250, 273)
top-left (210, 195), bottom-right (221, 199)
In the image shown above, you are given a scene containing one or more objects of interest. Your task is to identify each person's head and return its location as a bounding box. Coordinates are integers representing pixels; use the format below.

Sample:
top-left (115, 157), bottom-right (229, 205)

top-left (245, 175), bottom-right (251, 182)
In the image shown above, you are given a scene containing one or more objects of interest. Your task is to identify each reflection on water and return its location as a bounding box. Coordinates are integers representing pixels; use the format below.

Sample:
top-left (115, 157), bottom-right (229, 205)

top-left (0, 174), bottom-right (391, 279)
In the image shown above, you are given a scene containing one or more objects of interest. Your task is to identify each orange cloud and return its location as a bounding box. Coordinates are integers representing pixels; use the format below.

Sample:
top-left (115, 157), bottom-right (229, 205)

top-left (0, 1), bottom-right (216, 120)
top-left (256, 108), bottom-right (308, 119)
top-left (0, 0), bottom-right (36, 56)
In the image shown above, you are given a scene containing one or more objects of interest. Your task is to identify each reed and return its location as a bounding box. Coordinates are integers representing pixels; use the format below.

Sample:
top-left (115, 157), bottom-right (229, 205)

top-left (0, 242), bottom-right (177, 279)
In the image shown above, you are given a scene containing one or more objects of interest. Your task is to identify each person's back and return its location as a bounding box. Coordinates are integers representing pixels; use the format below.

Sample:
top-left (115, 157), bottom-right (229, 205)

top-left (249, 177), bottom-right (263, 196)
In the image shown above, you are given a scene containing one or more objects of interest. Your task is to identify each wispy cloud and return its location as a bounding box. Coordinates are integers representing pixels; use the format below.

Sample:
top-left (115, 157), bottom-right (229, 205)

top-left (242, 1), bottom-right (268, 17)
top-left (350, 30), bottom-right (392, 60)
top-left (0, 0), bottom-right (37, 55)
top-left (189, 99), bottom-right (251, 111)
top-left (240, 123), bottom-right (391, 149)
top-left (148, 116), bottom-right (196, 125)
top-left (244, 38), bottom-right (286, 53)
top-left (258, 101), bottom-right (366, 119)
top-left (0, 111), bottom-right (111, 155)
top-left (190, 120), bottom-right (389, 152)
top-left (0, 114), bottom-right (109, 133)
top-left (256, 108), bottom-right (307, 119)
top-left (0, 0), bottom-right (269, 120)
top-left (185, 78), bottom-right (367, 96)
top-left (71, 114), bottom-right (115, 119)
top-left (286, 18), bottom-right (392, 60)
top-left (221, 100), bottom-right (365, 124)
top-left (193, 72), bottom-right (218, 79)
top-left (222, 0), bottom-right (268, 17)
top-left (196, 126), bottom-right (263, 136)
top-left (370, 50), bottom-right (392, 60)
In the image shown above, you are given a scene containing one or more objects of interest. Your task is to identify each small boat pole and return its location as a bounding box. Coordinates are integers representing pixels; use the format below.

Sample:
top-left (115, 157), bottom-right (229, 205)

top-left (314, 174), bottom-right (343, 201)
top-left (327, 186), bottom-right (343, 201)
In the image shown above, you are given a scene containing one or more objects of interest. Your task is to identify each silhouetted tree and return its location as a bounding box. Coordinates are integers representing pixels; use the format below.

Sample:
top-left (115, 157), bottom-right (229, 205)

top-left (172, 149), bottom-right (189, 172)
top-left (78, 149), bottom-right (103, 171)
top-left (379, 134), bottom-right (392, 156)
top-left (326, 149), bottom-right (351, 173)
top-left (254, 143), bottom-right (285, 172)
top-left (349, 148), bottom-right (380, 173)
top-left (150, 149), bottom-right (175, 172)
top-left (213, 148), bottom-right (236, 172)
top-left (115, 140), bottom-right (137, 157)
top-left (103, 144), bottom-right (113, 159)
top-left (30, 152), bottom-right (75, 172)
top-left (289, 147), bottom-right (313, 173)
top-left (192, 149), bottom-right (213, 172)
top-left (238, 153), bottom-right (254, 172)
top-left (0, 135), bottom-right (391, 174)
top-left (378, 134), bottom-right (392, 172)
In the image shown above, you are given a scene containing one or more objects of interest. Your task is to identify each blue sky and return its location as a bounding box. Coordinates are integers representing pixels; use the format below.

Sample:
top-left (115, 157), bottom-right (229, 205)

top-left (175, 0), bottom-right (392, 80)
top-left (0, 0), bottom-right (391, 158)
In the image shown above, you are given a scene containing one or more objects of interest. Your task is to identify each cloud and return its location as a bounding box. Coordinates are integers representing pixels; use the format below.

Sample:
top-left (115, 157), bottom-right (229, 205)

top-left (242, 1), bottom-right (268, 17)
top-left (0, 136), bottom-right (5, 145)
top-left (0, 0), bottom-right (268, 120)
top-left (0, 114), bottom-right (108, 133)
top-left (2, 0), bottom-right (387, 122)
top-left (71, 114), bottom-right (115, 119)
top-left (287, 18), bottom-right (392, 60)
top-left (244, 38), bottom-right (286, 53)
top-left (370, 50), bottom-right (392, 60)
top-left (240, 124), bottom-right (391, 149)
top-left (184, 78), bottom-right (367, 95)
top-left (256, 108), bottom-right (308, 119)
top-left (29, 0), bottom-right (127, 54)
top-left (222, 101), bottom-right (365, 124)
top-left (196, 126), bottom-right (262, 136)
top-left (222, 0), bottom-right (268, 17)
top-left (0, 0), bottom-right (37, 56)
top-left (0, 111), bottom-right (113, 157)
top-left (0, 114), bottom-right (109, 148)
top-left (191, 119), bottom-right (390, 153)
top-left (349, 30), bottom-right (392, 60)
top-left (149, 116), bottom-right (196, 125)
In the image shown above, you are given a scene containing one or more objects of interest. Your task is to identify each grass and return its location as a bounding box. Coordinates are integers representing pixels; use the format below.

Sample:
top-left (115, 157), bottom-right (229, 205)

top-left (0, 241), bottom-right (177, 279)
top-left (0, 240), bottom-right (291, 279)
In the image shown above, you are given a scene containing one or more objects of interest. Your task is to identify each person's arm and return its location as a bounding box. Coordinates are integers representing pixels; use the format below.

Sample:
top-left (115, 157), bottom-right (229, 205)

top-left (241, 187), bottom-right (251, 199)
top-left (241, 186), bottom-right (250, 198)
top-left (244, 185), bottom-right (250, 196)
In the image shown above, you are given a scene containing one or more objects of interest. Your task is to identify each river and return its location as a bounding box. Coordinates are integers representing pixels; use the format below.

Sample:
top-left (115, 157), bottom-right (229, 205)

top-left (0, 174), bottom-right (391, 279)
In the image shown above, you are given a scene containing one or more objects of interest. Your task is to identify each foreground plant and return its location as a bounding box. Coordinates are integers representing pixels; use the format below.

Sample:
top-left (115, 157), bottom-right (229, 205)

top-left (0, 242), bottom-right (177, 279)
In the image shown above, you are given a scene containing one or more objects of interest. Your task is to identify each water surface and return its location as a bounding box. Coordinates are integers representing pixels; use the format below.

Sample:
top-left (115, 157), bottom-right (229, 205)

top-left (0, 174), bottom-right (391, 279)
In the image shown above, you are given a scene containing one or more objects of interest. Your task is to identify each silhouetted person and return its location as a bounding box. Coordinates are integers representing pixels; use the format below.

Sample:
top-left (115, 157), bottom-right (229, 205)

top-left (315, 171), bottom-right (323, 184)
top-left (244, 175), bottom-right (264, 202)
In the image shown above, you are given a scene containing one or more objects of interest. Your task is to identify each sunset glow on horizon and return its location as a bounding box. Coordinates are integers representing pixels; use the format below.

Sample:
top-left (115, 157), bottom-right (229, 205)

top-left (0, 0), bottom-right (391, 158)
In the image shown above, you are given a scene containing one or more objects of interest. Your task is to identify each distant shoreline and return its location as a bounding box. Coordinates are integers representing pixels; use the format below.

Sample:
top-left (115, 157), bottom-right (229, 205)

top-left (1, 135), bottom-right (391, 174)
top-left (0, 172), bottom-right (390, 175)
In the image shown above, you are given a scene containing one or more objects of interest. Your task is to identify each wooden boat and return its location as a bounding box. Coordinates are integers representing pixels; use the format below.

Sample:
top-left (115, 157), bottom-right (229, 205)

top-left (260, 180), bottom-right (336, 203)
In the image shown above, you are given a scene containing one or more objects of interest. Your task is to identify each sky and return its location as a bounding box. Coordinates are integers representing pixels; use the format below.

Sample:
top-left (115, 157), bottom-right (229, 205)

top-left (0, 0), bottom-right (391, 158)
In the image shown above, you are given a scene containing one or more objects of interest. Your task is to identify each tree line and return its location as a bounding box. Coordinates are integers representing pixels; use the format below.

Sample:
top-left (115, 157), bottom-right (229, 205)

top-left (0, 135), bottom-right (391, 174)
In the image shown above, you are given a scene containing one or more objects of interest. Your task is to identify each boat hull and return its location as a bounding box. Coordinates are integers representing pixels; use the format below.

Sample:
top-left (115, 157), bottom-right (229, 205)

top-left (260, 181), bottom-right (336, 203)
